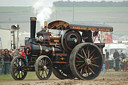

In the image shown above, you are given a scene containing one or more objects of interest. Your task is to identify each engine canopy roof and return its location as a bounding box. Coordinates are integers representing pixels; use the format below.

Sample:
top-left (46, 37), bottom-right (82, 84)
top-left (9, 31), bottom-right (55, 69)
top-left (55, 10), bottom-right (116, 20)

top-left (48, 20), bottom-right (113, 32)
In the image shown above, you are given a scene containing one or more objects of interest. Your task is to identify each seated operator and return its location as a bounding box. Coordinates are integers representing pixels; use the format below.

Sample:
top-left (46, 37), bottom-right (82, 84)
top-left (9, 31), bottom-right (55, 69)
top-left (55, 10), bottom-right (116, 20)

top-left (82, 30), bottom-right (93, 43)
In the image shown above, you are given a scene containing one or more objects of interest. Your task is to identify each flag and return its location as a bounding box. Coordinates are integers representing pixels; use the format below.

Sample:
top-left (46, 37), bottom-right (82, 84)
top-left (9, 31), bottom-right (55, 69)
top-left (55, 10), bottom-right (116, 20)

top-left (101, 32), bottom-right (113, 44)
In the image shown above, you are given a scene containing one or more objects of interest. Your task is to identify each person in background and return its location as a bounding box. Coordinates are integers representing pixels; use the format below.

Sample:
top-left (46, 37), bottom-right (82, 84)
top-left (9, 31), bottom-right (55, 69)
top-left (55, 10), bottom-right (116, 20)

top-left (0, 50), bottom-right (4, 74)
top-left (102, 54), bottom-right (106, 74)
top-left (14, 49), bottom-right (19, 57)
top-left (2, 49), bottom-right (11, 74)
top-left (8, 49), bottom-right (13, 61)
top-left (19, 49), bottom-right (26, 59)
top-left (121, 50), bottom-right (126, 61)
top-left (0, 50), bottom-right (2, 61)
top-left (105, 49), bottom-right (109, 61)
top-left (113, 49), bottom-right (120, 71)
top-left (0, 50), bottom-right (4, 61)
top-left (105, 49), bottom-right (109, 71)
top-left (3, 49), bottom-right (11, 62)
top-left (120, 50), bottom-right (126, 71)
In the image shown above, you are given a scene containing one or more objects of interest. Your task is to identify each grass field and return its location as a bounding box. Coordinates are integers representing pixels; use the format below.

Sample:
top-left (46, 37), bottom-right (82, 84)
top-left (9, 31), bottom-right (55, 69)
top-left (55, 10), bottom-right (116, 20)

top-left (0, 72), bottom-right (57, 81)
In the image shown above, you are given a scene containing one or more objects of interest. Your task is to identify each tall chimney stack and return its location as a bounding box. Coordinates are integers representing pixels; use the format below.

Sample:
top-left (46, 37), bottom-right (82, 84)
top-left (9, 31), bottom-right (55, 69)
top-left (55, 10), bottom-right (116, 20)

top-left (30, 17), bottom-right (37, 38)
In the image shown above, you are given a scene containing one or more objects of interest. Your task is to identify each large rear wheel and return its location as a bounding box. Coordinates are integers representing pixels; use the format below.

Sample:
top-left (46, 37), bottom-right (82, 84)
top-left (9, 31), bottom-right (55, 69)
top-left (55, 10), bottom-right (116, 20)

top-left (70, 43), bottom-right (103, 80)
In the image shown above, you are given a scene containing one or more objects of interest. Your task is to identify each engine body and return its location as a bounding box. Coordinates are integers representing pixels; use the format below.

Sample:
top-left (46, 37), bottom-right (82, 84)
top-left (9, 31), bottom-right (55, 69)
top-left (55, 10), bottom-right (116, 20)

top-left (11, 17), bottom-right (113, 80)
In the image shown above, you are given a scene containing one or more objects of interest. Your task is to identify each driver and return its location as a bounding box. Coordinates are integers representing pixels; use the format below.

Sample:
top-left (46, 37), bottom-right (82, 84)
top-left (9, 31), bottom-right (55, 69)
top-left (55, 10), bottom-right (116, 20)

top-left (82, 30), bottom-right (93, 43)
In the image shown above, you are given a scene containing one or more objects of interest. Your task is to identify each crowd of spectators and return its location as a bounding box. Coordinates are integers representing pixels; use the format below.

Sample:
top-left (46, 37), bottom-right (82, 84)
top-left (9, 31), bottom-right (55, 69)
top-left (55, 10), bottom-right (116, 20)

top-left (103, 49), bottom-right (128, 72)
top-left (0, 48), bottom-right (26, 74)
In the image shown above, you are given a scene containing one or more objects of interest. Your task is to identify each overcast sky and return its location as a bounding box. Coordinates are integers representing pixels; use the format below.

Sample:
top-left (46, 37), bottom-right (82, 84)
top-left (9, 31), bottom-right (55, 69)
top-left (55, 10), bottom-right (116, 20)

top-left (0, 0), bottom-right (126, 6)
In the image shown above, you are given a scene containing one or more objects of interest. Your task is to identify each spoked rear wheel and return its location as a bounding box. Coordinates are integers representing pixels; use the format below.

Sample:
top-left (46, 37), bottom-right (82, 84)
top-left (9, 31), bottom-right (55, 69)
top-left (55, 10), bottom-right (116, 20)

top-left (10, 56), bottom-right (27, 80)
top-left (35, 55), bottom-right (52, 80)
top-left (70, 43), bottom-right (103, 80)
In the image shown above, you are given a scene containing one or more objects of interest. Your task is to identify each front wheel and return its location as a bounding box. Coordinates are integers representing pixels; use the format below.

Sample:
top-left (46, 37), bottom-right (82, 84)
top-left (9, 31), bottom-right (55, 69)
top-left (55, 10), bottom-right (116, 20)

top-left (10, 56), bottom-right (27, 80)
top-left (70, 43), bottom-right (103, 80)
top-left (35, 55), bottom-right (52, 80)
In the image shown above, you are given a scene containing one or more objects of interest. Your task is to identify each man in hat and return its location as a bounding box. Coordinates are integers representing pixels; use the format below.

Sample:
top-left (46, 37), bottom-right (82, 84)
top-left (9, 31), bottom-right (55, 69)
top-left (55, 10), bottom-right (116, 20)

top-left (113, 49), bottom-right (120, 71)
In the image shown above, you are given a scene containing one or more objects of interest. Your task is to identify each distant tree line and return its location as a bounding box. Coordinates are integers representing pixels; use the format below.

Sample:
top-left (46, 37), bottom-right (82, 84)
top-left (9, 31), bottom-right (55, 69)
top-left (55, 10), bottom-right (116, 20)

top-left (53, 1), bottom-right (128, 7)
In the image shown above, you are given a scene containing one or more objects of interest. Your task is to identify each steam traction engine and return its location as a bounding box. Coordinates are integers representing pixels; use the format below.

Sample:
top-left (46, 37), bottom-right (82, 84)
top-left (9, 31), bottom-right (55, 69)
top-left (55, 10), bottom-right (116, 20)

top-left (10, 17), bottom-right (113, 80)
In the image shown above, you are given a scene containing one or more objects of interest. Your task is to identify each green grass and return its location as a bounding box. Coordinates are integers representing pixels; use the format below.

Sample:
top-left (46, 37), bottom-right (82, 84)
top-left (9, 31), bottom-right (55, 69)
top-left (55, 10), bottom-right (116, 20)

top-left (0, 72), bottom-right (38, 81)
top-left (0, 74), bottom-right (12, 81)
top-left (0, 72), bottom-right (57, 82)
